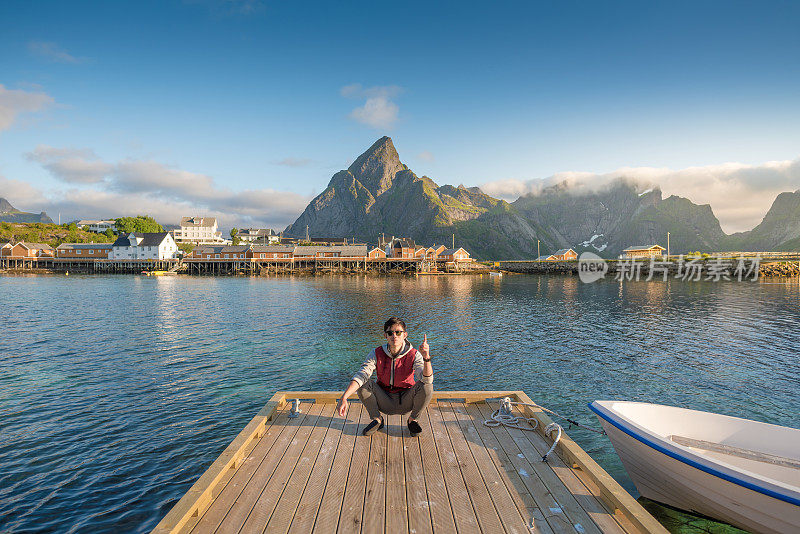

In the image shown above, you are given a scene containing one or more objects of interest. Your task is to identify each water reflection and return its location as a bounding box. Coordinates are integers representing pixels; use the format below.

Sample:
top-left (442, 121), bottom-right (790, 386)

top-left (0, 273), bottom-right (798, 533)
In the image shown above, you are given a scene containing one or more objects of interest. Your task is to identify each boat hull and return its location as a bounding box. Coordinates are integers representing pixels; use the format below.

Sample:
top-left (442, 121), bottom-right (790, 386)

top-left (592, 403), bottom-right (800, 534)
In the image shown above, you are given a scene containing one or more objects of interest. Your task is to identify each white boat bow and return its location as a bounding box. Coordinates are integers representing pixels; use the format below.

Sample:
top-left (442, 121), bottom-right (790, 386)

top-left (589, 400), bottom-right (800, 534)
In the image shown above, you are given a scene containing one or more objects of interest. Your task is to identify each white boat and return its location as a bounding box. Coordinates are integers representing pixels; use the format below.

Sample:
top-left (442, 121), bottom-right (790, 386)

top-left (589, 400), bottom-right (800, 534)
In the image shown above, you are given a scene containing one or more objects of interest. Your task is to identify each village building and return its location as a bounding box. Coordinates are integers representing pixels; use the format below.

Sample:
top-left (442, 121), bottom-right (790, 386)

top-left (551, 248), bottom-right (578, 261)
top-left (110, 232), bottom-right (178, 260)
top-left (246, 245), bottom-right (295, 260)
top-left (56, 243), bottom-right (113, 259)
top-left (367, 246), bottom-right (386, 259)
top-left (385, 238), bottom-right (416, 258)
top-left (621, 245), bottom-right (666, 259)
top-left (76, 219), bottom-right (117, 233)
top-left (188, 245), bottom-right (250, 260)
top-left (1, 242), bottom-right (54, 258)
top-left (537, 254), bottom-right (556, 260)
top-left (172, 217), bottom-right (224, 244)
top-left (438, 247), bottom-right (471, 262)
top-left (293, 245), bottom-right (368, 258)
top-left (237, 228), bottom-right (279, 244)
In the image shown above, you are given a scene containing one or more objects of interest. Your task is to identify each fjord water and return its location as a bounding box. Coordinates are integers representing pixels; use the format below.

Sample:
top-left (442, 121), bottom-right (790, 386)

top-left (1, 274), bottom-right (798, 533)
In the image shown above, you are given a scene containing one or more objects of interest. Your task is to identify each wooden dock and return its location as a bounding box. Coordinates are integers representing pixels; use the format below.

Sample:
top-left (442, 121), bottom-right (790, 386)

top-left (152, 391), bottom-right (667, 534)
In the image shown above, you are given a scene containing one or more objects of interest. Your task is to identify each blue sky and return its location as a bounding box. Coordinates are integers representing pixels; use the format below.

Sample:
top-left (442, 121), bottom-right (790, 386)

top-left (1, 0), bottom-right (800, 231)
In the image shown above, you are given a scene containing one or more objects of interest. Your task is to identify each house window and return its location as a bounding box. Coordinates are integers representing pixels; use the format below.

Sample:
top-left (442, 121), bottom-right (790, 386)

top-left (89, 250), bottom-right (94, 254)
top-left (77, 250), bottom-right (81, 254)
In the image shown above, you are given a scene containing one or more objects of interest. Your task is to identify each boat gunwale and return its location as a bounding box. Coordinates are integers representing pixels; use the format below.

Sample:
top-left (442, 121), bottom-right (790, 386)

top-left (151, 391), bottom-right (666, 534)
top-left (589, 400), bottom-right (800, 507)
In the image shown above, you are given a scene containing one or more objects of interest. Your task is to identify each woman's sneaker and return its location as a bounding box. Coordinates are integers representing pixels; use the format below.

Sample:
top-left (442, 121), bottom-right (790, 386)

top-left (407, 420), bottom-right (423, 437)
top-left (363, 417), bottom-right (384, 436)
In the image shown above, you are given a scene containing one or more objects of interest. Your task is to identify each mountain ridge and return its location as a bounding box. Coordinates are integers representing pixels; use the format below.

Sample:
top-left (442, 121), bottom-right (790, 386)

top-left (284, 138), bottom-right (800, 259)
top-left (0, 197), bottom-right (53, 224)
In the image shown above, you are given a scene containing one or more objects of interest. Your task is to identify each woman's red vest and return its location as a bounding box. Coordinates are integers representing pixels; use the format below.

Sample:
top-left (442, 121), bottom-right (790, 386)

top-left (375, 345), bottom-right (417, 393)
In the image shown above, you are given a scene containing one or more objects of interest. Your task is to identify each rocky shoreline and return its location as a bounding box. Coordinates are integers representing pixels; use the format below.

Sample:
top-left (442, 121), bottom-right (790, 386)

top-left (492, 259), bottom-right (800, 278)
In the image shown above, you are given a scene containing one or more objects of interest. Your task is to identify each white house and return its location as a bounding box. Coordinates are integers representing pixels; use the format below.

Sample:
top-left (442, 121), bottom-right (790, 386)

top-left (237, 228), bottom-right (279, 243)
top-left (172, 217), bottom-right (224, 244)
top-left (110, 232), bottom-right (178, 260)
top-left (77, 219), bottom-right (117, 233)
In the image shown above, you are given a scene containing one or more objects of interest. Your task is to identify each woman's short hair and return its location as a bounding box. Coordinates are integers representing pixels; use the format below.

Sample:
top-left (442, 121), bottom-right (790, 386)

top-left (384, 317), bottom-right (406, 333)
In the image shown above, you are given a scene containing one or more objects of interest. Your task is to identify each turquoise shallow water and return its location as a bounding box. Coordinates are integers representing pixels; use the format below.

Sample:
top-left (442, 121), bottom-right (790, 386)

top-left (0, 274), bottom-right (798, 533)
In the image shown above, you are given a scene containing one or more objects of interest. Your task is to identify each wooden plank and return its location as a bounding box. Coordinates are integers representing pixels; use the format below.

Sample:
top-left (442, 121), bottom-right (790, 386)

top-left (385, 414), bottom-right (408, 534)
top-left (238, 403), bottom-right (326, 533)
top-left (361, 411), bottom-right (388, 533)
top-left (215, 402), bottom-right (317, 532)
top-left (187, 405), bottom-right (292, 533)
top-left (436, 402), bottom-right (508, 533)
top-left (276, 391), bottom-right (517, 404)
top-left (512, 392), bottom-right (666, 534)
top-left (501, 407), bottom-right (604, 534)
top-left (465, 403), bottom-right (552, 534)
top-left (266, 403), bottom-right (338, 534)
top-left (152, 391), bottom-right (285, 534)
top-left (426, 401), bottom-right (481, 533)
top-left (403, 411), bottom-right (434, 534)
top-left (451, 404), bottom-right (532, 533)
top-left (336, 406), bottom-right (373, 534)
top-left (308, 404), bottom-right (364, 534)
top-left (286, 405), bottom-right (350, 534)
top-left (509, 404), bottom-right (626, 534)
top-left (569, 461), bottom-right (640, 534)
top-left (472, 401), bottom-right (581, 534)
top-left (417, 407), bottom-right (456, 534)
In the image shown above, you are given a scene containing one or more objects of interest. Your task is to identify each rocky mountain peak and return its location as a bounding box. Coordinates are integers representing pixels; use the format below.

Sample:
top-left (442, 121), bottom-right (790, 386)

top-left (347, 136), bottom-right (406, 196)
top-left (0, 197), bottom-right (15, 213)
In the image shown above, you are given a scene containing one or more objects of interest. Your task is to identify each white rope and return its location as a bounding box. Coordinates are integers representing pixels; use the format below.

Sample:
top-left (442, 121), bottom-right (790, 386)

top-left (483, 396), bottom-right (565, 462)
top-left (543, 423), bottom-right (562, 462)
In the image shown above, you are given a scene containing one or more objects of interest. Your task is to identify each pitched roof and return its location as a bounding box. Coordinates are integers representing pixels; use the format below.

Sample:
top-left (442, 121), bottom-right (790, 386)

top-left (180, 216), bottom-right (217, 228)
top-left (192, 244), bottom-right (250, 254)
top-left (537, 255), bottom-right (555, 260)
top-left (391, 238), bottom-right (416, 248)
top-left (112, 232), bottom-right (171, 247)
top-left (553, 248), bottom-right (576, 255)
top-left (220, 245), bottom-right (251, 253)
top-left (76, 219), bottom-right (115, 226)
top-left (293, 245), bottom-right (368, 256)
top-left (56, 243), bottom-right (113, 250)
top-left (440, 248), bottom-right (467, 256)
top-left (238, 228), bottom-right (276, 237)
top-left (250, 245), bottom-right (296, 253)
top-left (18, 242), bottom-right (54, 250)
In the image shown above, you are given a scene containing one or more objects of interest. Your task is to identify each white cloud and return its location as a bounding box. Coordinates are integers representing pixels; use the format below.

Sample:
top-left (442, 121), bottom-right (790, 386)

top-left (26, 145), bottom-right (112, 184)
top-left (28, 41), bottom-right (88, 64)
top-left (341, 84), bottom-right (402, 130)
top-left (0, 175), bottom-right (47, 210)
top-left (480, 158), bottom-right (800, 233)
top-left (417, 151), bottom-right (435, 162)
top-left (24, 147), bottom-right (312, 230)
top-left (0, 85), bottom-right (54, 132)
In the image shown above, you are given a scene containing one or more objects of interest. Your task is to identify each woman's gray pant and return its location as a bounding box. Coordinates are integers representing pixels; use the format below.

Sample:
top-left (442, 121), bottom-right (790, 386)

top-left (357, 380), bottom-right (433, 421)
